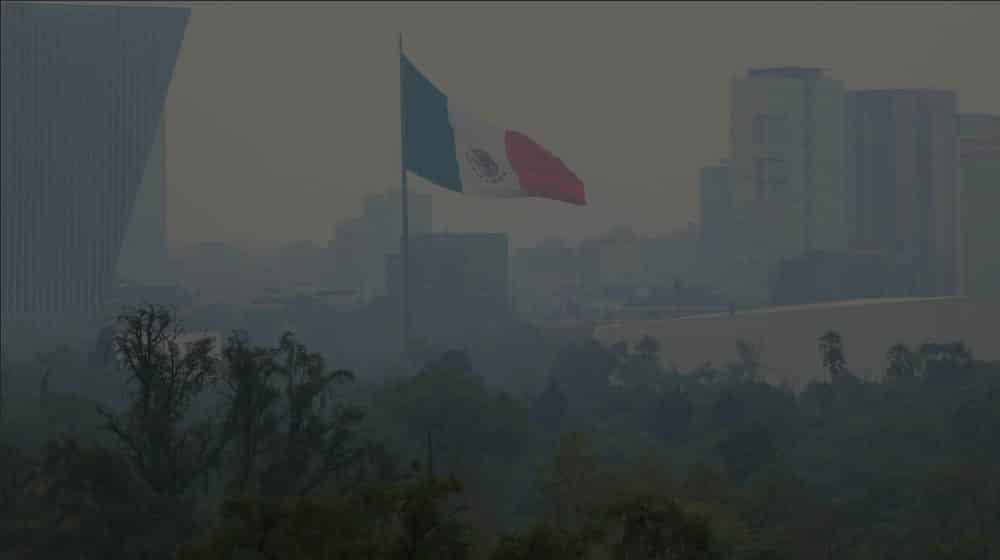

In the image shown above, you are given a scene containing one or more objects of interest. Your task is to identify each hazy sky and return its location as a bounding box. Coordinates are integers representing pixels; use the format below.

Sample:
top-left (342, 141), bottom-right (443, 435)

top-left (151, 1), bottom-right (999, 251)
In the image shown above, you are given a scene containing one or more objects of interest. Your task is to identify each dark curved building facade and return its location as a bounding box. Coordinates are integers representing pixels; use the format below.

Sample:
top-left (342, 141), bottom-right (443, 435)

top-left (1, 2), bottom-right (189, 318)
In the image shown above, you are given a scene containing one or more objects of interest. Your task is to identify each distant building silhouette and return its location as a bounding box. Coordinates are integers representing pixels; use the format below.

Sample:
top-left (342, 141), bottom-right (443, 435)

top-left (639, 226), bottom-right (699, 287)
top-left (771, 250), bottom-right (896, 305)
top-left (579, 227), bottom-right (644, 291)
top-left (330, 188), bottom-right (432, 299)
top-left (845, 89), bottom-right (961, 297)
top-left (386, 233), bottom-right (509, 346)
top-left (727, 67), bottom-right (849, 302)
top-left (1, 2), bottom-right (189, 320)
top-left (958, 113), bottom-right (1000, 298)
top-left (697, 160), bottom-right (733, 279)
top-left (511, 243), bottom-right (582, 318)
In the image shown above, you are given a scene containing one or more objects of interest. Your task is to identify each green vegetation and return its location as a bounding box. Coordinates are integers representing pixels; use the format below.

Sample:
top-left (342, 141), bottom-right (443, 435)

top-left (1, 305), bottom-right (998, 559)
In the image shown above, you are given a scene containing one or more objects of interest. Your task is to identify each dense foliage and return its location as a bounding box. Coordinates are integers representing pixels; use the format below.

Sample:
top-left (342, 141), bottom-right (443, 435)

top-left (1, 304), bottom-right (997, 559)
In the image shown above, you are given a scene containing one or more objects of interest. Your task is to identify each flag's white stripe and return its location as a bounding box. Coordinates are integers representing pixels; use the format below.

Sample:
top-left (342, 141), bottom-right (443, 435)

top-left (446, 103), bottom-right (523, 197)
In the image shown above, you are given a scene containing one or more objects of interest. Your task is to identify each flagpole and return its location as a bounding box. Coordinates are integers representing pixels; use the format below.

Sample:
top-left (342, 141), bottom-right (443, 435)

top-left (399, 32), bottom-right (411, 360)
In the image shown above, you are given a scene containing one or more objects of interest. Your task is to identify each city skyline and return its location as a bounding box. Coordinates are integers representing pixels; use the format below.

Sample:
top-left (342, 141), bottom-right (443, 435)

top-left (143, 1), bottom-right (998, 251)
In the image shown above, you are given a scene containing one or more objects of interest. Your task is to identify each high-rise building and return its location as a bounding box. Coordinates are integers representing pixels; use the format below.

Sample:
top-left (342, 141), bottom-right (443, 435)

top-left (959, 114), bottom-right (1000, 298)
top-left (1, 2), bottom-right (189, 319)
top-left (845, 89), bottom-right (961, 296)
top-left (727, 68), bottom-right (848, 302)
top-left (730, 68), bottom-right (848, 257)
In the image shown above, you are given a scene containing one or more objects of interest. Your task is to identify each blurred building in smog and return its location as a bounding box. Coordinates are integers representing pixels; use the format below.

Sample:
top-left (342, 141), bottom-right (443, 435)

top-left (329, 188), bottom-right (432, 300)
top-left (511, 240), bottom-right (583, 319)
top-left (699, 71), bottom-right (971, 307)
top-left (697, 160), bottom-right (735, 286)
top-left (771, 250), bottom-right (898, 305)
top-left (725, 67), bottom-right (849, 303)
top-left (386, 232), bottom-right (509, 345)
top-left (639, 225), bottom-right (700, 288)
top-left (958, 113), bottom-right (1000, 299)
top-left (578, 227), bottom-right (645, 293)
top-left (844, 89), bottom-right (962, 297)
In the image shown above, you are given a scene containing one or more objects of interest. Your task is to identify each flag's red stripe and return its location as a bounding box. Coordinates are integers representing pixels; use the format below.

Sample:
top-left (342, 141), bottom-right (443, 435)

top-left (504, 130), bottom-right (586, 206)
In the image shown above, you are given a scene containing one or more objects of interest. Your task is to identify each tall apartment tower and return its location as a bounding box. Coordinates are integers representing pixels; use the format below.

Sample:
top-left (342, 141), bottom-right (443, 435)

top-left (845, 90), bottom-right (961, 296)
top-left (728, 67), bottom-right (848, 300)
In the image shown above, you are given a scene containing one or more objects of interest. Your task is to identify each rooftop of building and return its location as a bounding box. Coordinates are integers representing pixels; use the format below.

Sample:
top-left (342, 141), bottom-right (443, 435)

top-left (700, 161), bottom-right (730, 172)
top-left (848, 88), bottom-right (957, 98)
top-left (4, 1), bottom-right (190, 14)
top-left (747, 67), bottom-right (827, 79)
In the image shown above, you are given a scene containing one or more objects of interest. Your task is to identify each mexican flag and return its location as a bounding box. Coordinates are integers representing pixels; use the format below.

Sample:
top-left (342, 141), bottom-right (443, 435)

top-left (401, 53), bottom-right (586, 206)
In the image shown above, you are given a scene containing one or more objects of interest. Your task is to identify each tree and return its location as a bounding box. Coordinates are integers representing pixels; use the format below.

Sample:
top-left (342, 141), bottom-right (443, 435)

top-left (679, 463), bottom-right (729, 506)
top-left (919, 342), bottom-right (974, 382)
top-left (490, 524), bottom-right (589, 560)
top-left (0, 441), bottom-right (34, 514)
top-left (220, 330), bottom-right (282, 494)
top-left (97, 304), bottom-right (225, 496)
top-left (375, 352), bottom-right (539, 535)
top-left (637, 335), bottom-right (661, 357)
top-left (533, 378), bottom-right (569, 432)
top-left (30, 345), bottom-right (108, 441)
top-left (0, 355), bottom-right (7, 421)
top-left (178, 474), bottom-right (473, 560)
top-left (424, 349), bottom-right (473, 376)
top-left (734, 340), bottom-right (762, 382)
top-left (551, 340), bottom-right (622, 410)
top-left (914, 463), bottom-right (1000, 559)
top-left (611, 341), bottom-right (630, 362)
top-left (710, 390), bottom-right (745, 430)
top-left (3, 437), bottom-right (196, 560)
top-left (257, 331), bottom-right (364, 497)
top-left (650, 388), bottom-right (694, 444)
top-left (393, 475), bottom-right (473, 560)
top-left (594, 495), bottom-right (719, 560)
top-left (818, 331), bottom-right (848, 380)
top-left (799, 381), bottom-right (834, 417)
top-left (716, 424), bottom-right (777, 483)
top-left (620, 336), bottom-right (666, 389)
top-left (886, 343), bottom-right (920, 380)
top-left (544, 431), bottom-right (601, 531)
top-left (177, 492), bottom-right (392, 560)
